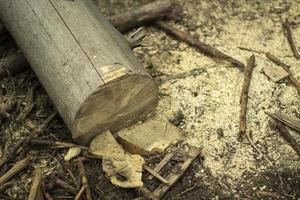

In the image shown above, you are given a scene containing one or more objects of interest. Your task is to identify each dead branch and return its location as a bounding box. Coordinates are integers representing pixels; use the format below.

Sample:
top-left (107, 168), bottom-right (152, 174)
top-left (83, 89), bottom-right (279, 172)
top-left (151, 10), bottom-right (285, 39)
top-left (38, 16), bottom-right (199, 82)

top-left (283, 19), bottom-right (300, 59)
top-left (239, 55), bottom-right (256, 136)
top-left (0, 157), bottom-right (30, 185)
top-left (77, 158), bottom-right (92, 200)
top-left (156, 21), bottom-right (245, 69)
top-left (109, 0), bottom-right (173, 33)
top-left (28, 168), bottom-right (44, 200)
top-left (265, 52), bottom-right (300, 94)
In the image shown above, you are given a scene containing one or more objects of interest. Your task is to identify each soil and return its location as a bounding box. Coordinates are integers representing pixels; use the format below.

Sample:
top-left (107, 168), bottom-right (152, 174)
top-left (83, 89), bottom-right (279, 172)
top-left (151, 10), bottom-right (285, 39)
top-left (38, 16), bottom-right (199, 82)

top-left (1, 0), bottom-right (300, 199)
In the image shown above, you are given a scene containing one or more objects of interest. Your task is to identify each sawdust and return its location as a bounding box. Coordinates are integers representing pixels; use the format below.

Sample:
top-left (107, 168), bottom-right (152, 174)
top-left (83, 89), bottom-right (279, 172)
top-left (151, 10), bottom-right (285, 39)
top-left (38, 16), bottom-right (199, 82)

top-left (125, 0), bottom-right (300, 184)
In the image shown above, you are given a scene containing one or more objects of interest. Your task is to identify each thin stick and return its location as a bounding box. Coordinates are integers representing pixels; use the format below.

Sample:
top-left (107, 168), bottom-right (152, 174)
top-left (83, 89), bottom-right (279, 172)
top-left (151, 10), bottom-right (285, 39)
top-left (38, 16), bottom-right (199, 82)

top-left (0, 112), bottom-right (57, 169)
top-left (266, 112), bottom-right (300, 133)
top-left (239, 55), bottom-right (256, 136)
top-left (156, 21), bottom-right (245, 69)
top-left (276, 123), bottom-right (300, 158)
top-left (148, 152), bottom-right (174, 180)
top-left (30, 138), bottom-right (88, 150)
top-left (77, 158), bottom-right (92, 200)
top-left (28, 168), bottom-right (43, 200)
top-left (0, 181), bottom-right (13, 192)
top-left (266, 52), bottom-right (300, 94)
top-left (74, 185), bottom-right (86, 200)
top-left (143, 165), bottom-right (169, 184)
top-left (0, 157), bottom-right (30, 185)
top-left (56, 154), bottom-right (77, 188)
top-left (283, 19), bottom-right (300, 59)
top-left (51, 177), bottom-right (77, 194)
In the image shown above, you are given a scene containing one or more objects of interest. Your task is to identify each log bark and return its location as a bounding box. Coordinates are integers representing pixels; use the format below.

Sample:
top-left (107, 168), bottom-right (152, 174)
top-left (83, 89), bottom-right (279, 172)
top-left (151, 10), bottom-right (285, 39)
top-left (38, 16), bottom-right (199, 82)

top-left (0, 0), bottom-right (158, 145)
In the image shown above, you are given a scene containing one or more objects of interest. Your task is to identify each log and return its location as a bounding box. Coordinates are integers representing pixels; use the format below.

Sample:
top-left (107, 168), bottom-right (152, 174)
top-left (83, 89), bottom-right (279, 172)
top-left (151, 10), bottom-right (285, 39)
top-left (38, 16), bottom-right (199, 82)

top-left (109, 0), bottom-right (174, 33)
top-left (0, 0), bottom-right (158, 145)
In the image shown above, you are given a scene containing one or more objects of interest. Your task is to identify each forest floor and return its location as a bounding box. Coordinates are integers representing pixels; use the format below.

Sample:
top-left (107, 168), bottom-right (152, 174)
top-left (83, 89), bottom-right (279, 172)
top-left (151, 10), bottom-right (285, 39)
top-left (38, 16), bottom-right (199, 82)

top-left (1, 0), bottom-right (300, 199)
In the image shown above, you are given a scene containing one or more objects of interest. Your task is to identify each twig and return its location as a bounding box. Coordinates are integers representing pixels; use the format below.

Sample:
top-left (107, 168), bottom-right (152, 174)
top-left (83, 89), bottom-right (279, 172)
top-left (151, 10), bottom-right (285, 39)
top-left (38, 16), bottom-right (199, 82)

top-left (30, 138), bottom-right (88, 150)
top-left (266, 112), bottom-right (300, 133)
top-left (16, 103), bottom-right (35, 122)
top-left (148, 152), bottom-right (174, 180)
top-left (143, 165), bottom-right (169, 184)
top-left (265, 52), bottom-right (300, 94)
top-left (109, 0), bottom-right (173, 33)
top-left (74, 185), bottom-right (86, 200)
top-left (55, 154), bottom-right (77, 188)
top-left (283, 19), bottom-right (300, 59)
top-left (238, 55), bottom-right (273, 166)
top-left (0, 181), bottom-right (13, 192)
top-left (28, 168), bottom-right (44, 200)
top-left (275, 123), bottom-right (300, 158)
top-left (156, 21), bottom-right (244, 69)
top-left (0, 112), bottom-right (57, 169)
top-left (136, 187), bottom-right (159, 200)
top-left (0, 157), bottom-right (30, 185)
top-left (50, 177), bottom-right (77, 194)
top-left (239, 55), bottom-right (256, 136)
top-left (77, 158), bottom-right (92, 200)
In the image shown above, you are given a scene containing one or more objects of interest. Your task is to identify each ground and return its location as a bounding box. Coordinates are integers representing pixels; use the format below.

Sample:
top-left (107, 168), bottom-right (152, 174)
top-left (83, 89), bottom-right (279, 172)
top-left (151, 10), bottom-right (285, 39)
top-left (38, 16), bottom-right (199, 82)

top-left (1, 0), bottom-right (300, 199)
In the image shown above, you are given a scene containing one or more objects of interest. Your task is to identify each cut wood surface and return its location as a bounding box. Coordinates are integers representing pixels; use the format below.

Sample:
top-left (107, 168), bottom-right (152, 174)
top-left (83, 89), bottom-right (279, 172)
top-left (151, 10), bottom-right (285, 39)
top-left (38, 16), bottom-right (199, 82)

top-left (0, 0), bottom-right (158, 145)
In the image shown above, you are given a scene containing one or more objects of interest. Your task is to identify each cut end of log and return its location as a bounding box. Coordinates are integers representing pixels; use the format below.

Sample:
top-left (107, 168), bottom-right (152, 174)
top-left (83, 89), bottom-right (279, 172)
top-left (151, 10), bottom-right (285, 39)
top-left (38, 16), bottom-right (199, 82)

top-left (72, 74), bottom-right (158, 145)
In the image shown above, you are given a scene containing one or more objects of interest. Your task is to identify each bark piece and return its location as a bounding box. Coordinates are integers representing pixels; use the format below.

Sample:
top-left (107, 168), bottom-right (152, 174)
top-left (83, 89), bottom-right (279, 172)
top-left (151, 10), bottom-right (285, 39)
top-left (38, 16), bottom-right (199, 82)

top-left (28, 168), bottom-right (44, 200)
top-left (117, 119), bottom-right (182, 155)
top-left (0, 0), bottom-right (158, 145)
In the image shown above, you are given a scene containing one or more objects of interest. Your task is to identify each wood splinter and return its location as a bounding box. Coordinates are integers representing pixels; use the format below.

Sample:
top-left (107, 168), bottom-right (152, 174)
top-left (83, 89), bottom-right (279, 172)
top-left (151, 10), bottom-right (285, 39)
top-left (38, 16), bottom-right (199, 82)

top-left (283, 19), bottom-right (300, 59)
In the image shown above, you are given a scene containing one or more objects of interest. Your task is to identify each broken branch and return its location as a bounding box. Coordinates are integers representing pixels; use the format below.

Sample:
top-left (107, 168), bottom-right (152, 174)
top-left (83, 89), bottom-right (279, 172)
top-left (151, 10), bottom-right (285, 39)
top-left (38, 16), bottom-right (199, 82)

top-left (156, 21), bottom-right (244, 69)
top-left (283, 19), bottom-right (300, 59)
top-left (266, 112), bottom-right (300, 133)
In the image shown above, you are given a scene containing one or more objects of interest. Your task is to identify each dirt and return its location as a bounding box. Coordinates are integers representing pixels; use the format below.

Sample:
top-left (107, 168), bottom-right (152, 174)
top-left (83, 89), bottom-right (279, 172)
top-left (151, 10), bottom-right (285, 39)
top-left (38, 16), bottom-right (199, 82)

top-left (0, 0), bottom-right (300, 199)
